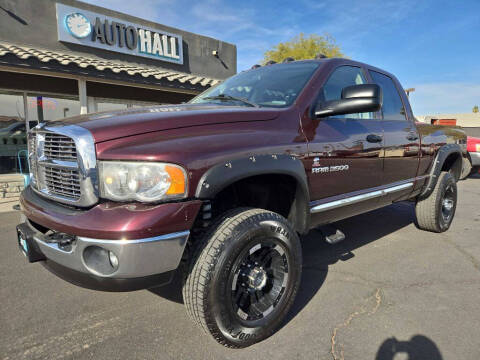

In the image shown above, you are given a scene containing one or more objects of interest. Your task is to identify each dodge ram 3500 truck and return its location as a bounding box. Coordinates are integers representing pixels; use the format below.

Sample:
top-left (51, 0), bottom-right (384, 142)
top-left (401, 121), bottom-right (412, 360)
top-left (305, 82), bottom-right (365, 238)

top-left (16, 58), bottom-right (466, 348)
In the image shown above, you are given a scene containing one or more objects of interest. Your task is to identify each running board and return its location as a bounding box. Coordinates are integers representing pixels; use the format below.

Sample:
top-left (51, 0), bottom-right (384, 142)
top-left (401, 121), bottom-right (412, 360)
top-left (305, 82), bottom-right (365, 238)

top-left (310, 182), bottom-right (414, 213)
top-left (322, 225), bottom-right (346, 245)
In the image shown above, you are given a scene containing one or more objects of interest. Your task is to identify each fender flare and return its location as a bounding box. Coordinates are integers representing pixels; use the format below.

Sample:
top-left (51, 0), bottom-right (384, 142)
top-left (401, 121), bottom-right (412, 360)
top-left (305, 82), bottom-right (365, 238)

top-left (419, 143), bottom-right (463, 199)
top-left (195, 154), bottom-right (310, 234)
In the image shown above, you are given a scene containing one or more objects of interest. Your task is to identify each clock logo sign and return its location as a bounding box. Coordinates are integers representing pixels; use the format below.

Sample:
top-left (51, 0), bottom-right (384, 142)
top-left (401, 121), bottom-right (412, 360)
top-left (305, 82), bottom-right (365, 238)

top-left (65, 13), bottom-right (91, 39)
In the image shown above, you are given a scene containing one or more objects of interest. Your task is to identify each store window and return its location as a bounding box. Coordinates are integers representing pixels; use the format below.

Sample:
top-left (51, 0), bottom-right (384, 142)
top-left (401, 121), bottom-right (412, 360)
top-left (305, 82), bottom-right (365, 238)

top-left (95, 99), bottom-right (128, 112)
top-left (27, 94), bottom-right (80, 122)
top-left (0, 90), bottom-right (27, 174)
top-left (94, 98), bottom-right (159, 112)
top-left (130, 101), bottom-right (163, 108)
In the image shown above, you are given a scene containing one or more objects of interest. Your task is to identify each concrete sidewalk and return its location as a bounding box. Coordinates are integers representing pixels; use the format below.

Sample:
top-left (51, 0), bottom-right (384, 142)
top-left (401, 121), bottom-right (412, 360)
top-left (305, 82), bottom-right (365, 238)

top-left (0, 173), bottom-right (24, 213)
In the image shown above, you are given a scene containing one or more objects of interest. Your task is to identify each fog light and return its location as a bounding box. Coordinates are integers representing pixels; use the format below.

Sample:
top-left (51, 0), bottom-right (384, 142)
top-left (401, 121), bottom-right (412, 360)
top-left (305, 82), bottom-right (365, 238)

top-left (83, 246), bottom-right (117, 276)
top-left (109, 251), bottom-right (119, 268)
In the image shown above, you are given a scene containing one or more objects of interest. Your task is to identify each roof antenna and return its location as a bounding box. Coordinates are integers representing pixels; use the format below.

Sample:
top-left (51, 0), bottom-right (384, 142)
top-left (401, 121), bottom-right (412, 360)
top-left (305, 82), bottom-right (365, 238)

top-left (315, 53), bottom-right (328, 59)
top-left (251, 64), bottom-right (261, 69)
top-left (283, 57), bottom-right (295, 63)
top-left (265, 60), bottom-right (277, 65)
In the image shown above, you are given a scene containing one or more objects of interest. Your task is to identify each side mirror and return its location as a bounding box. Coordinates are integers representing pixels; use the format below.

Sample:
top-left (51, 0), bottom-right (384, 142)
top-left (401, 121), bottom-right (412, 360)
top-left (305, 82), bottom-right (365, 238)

top-left (315, 84), bottom-right (382, 118)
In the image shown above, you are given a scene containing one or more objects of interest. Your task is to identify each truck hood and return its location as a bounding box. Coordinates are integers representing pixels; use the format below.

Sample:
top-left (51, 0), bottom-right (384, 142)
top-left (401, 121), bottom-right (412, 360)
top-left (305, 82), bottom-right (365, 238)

top-left (57, 104), bottom-right (280, 143)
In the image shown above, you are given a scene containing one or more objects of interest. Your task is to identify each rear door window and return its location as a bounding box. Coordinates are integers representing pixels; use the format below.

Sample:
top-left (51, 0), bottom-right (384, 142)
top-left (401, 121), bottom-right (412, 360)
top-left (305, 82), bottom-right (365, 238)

top-left (369, 71), bottom-right (406, 121)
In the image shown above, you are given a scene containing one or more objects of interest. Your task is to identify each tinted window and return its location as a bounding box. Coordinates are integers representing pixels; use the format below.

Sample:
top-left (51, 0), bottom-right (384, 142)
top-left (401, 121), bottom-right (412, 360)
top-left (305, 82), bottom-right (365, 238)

top-left (191, 62), bottom-right (320, 108)
top-left (322, 66), bottom-right (371, 119)
top-left (369, 71), bottom-right (406, 121)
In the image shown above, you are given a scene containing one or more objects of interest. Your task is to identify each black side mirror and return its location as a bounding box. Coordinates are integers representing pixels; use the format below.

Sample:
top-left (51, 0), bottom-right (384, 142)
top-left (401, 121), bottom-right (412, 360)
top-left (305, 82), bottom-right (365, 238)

top-left (315, 84), bottom-right (382, 118)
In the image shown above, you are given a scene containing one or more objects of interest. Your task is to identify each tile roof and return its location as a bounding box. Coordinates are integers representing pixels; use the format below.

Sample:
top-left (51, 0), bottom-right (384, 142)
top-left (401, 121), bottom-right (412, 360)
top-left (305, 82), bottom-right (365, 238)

top-left (0, 41), bottom-right (221, 88)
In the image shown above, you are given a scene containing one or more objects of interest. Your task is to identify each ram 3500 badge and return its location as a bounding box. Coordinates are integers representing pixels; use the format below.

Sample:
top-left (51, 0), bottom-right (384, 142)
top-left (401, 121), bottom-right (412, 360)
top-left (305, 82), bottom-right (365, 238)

top-left (312, 157), bottom-right (349, 174)
top-left (17, 57), bottom-right (466, 348)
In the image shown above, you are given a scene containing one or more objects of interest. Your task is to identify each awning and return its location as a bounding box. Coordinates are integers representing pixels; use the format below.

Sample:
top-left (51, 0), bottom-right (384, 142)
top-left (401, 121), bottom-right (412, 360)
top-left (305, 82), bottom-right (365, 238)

top-left (0, 41), bottom-right (221, 88)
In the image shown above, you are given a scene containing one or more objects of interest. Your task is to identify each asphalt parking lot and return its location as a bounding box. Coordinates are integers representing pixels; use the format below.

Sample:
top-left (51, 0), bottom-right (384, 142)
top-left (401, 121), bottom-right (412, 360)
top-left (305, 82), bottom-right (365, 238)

top-left (1, 173), bottom-right (479, 360)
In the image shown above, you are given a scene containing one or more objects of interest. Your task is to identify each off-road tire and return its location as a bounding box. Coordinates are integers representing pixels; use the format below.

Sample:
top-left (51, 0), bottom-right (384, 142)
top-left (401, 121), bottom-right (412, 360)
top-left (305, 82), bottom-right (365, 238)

top-left (415, 171), bottom-right (457, 233)
top-left (183, 208), bottom-right (302, 348)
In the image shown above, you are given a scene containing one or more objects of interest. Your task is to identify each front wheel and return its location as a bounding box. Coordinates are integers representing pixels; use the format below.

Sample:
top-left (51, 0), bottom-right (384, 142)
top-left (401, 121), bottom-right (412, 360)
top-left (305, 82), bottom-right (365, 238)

top-left (183, 208), bottom-right (302, 348)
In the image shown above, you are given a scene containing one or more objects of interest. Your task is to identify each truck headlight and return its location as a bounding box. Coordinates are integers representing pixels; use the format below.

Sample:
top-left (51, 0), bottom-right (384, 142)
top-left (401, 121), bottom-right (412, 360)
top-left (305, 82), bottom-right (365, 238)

top-left (98, 161), bottom-right (187, 202)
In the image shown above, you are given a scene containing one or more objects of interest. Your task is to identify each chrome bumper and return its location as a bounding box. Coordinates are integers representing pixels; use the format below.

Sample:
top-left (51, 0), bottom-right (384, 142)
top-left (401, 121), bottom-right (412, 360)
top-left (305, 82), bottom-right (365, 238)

top-left (470, 152), bottom-right (480, 166)
top-left (22, 216), bottom-right (189, 279)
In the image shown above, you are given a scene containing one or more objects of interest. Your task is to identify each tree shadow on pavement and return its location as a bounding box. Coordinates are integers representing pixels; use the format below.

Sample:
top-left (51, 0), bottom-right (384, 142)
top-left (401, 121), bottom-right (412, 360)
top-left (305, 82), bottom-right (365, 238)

top-left (283, 201), bottom-right (416, 326)
top-left (376, 335), bottom-right (443, 360)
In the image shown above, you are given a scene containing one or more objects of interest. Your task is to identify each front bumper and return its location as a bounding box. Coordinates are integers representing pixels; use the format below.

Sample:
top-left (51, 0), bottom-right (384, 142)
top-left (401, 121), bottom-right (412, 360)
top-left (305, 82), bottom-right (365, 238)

top-left (18, 186), bottom-right (202, 291)
top-left (20, 217), bottom-right (189, 277)
top-left (470, 152), bottom-right (480, 166)
top-left (17, 216), bottom-right (189, 290)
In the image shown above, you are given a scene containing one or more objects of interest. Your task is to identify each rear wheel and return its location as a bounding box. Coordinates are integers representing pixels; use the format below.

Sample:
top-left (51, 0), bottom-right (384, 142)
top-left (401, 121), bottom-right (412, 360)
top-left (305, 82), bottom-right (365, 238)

top-left (415, 171), bottom-right (457, 233)
top-left (183, 208), bottom-right (302, 348)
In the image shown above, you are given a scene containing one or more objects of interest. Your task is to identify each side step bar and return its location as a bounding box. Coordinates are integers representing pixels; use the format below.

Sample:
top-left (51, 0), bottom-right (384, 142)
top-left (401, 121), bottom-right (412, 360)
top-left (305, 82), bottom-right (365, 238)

top-left (321, 225), bottom-right (346, 245)
top-left (310, 182), bottom-right (414, 213)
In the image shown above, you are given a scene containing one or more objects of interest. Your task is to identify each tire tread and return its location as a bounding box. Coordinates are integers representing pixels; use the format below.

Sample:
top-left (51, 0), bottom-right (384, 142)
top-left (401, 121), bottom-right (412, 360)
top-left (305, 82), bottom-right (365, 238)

top-left (415, 171), bottom-right (455, 232)
top-left (182, 207), bottom-right (298, 348)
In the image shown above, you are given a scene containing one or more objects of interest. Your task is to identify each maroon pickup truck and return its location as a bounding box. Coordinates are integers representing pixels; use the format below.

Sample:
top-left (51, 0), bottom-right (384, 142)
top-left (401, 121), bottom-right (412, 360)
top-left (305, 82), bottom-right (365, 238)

top-left (17, 57), bottom-right (466, 348)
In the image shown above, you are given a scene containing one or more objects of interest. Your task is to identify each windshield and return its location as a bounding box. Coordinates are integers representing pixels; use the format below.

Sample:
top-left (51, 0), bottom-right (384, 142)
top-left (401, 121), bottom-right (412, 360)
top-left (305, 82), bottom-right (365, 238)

top-left (190, 62), bottom-right (320, 108)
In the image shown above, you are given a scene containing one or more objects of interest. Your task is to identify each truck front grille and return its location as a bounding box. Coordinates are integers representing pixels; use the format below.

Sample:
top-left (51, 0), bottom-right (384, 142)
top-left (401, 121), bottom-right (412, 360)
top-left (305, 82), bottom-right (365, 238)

top-left (44, 165), bottom-right (81, 200)
top-left (28, 134), bottom-right (37, 178)
top-left (28, 124), bottom-right (98, 207)
top-left (43, 133), bottom-right (77, 161)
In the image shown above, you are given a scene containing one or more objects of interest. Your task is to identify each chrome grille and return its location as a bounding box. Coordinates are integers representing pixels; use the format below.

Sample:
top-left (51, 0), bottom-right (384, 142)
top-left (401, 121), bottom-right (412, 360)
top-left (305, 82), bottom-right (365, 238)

top-left (28, 133), bottom-right (37, 178)
top-left (29, 124), bottom-right (98, 207)
top-left (44, 133), bottom-right (77, 160)
top-left (44, 166), bottom-right (81, 199)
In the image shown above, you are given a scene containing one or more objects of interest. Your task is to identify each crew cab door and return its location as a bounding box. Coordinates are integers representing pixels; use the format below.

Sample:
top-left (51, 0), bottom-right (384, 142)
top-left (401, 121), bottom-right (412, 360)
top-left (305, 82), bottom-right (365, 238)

top-left (304, 65), bottom-right (384, 226)
top-left (368, 70), bottom-right (421, 203)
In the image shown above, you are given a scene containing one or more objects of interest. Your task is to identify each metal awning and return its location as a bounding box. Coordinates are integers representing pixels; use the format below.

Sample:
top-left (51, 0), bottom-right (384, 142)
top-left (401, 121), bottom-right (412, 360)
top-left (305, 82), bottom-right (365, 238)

top-left (0, 41), bottom-right (221, 88)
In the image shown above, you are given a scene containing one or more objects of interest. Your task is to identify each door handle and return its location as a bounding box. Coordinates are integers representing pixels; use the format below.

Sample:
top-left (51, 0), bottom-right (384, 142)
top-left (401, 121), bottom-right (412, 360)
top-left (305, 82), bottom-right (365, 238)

top-left (407, 132), bottom-right (419, 141)
top-left (366, 134), bottom-right (383, 143)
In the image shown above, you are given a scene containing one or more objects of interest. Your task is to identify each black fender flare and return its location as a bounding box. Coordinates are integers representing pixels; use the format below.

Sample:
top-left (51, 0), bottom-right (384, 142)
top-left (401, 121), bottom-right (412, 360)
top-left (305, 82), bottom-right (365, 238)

top-left (419, 143), bottom-right (463, 199)
top-left (195, 154), bottom-right (310, 234)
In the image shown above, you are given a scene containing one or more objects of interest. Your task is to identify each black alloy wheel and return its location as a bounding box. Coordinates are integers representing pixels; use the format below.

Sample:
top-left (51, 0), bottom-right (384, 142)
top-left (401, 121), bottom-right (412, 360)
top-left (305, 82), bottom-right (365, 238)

top-left (183, 208), bottom-right (302, 348)
top-left (229, 240), bottom-right (289, 323)
top-left (440, 183), bottom-right (455, 223)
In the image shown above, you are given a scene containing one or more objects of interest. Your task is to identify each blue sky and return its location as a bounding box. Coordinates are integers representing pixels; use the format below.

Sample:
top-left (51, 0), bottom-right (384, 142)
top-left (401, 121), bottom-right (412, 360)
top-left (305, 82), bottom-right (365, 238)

top-left (84, 0), bottom-right (480, 115)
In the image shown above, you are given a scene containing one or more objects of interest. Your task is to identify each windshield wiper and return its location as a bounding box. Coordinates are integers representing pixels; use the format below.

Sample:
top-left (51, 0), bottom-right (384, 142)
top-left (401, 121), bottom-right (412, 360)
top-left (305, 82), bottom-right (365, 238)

top-left (202, 94), bottom-right (259, 107)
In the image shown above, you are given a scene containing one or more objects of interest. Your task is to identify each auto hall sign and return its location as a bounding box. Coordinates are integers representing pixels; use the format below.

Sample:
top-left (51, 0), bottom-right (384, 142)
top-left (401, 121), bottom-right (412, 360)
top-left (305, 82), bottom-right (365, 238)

top-left (56, 3), bottom-right (183, 64)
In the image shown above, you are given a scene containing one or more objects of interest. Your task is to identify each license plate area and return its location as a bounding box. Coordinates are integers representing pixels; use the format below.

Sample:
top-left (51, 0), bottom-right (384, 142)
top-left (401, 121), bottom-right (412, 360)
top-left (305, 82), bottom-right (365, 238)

top-left (17, 229), bottom-right (29, 256)
top-left (16, 223), bottom-right (46, 263)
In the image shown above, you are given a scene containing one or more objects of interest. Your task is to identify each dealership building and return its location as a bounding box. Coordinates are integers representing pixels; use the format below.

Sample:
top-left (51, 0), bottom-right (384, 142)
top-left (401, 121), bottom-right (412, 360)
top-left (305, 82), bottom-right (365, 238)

top-left (0, 0), bottom-right (236, 203)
